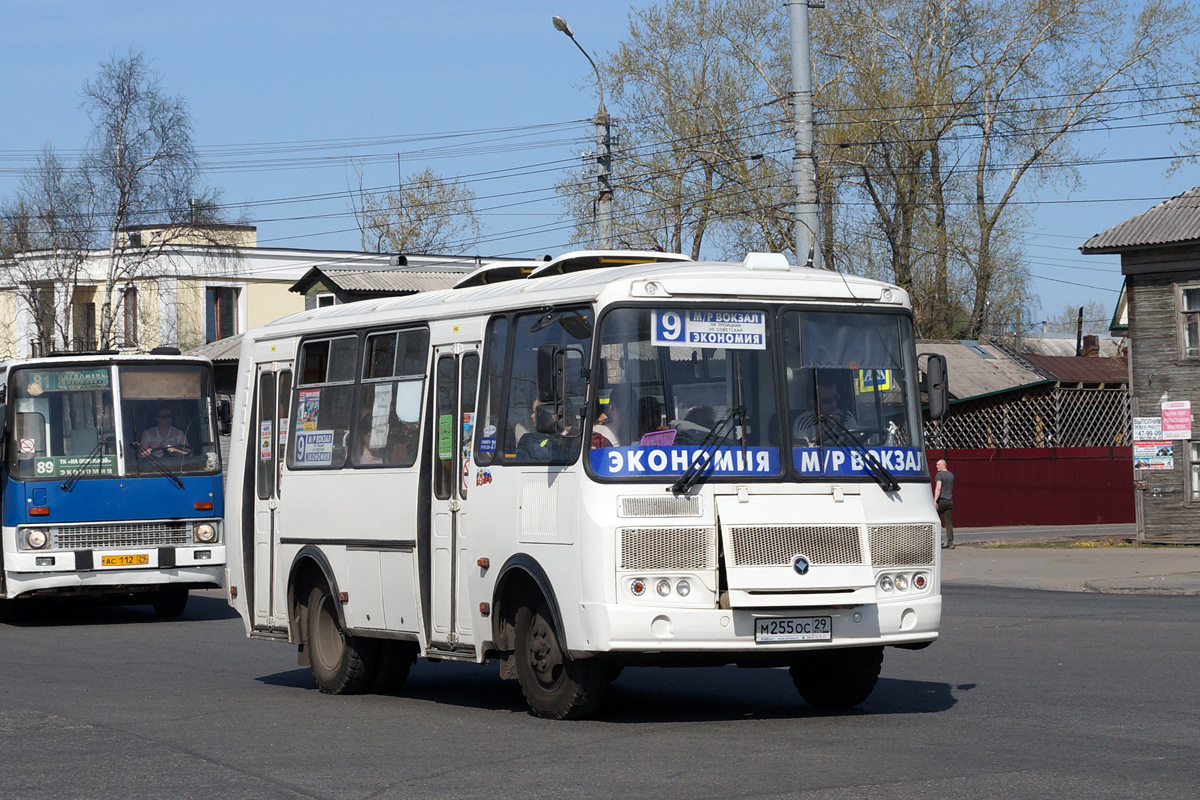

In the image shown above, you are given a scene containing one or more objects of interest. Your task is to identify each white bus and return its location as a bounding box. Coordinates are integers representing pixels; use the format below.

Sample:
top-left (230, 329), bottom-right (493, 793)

top-left (224, 250), bottom-right (949, 719)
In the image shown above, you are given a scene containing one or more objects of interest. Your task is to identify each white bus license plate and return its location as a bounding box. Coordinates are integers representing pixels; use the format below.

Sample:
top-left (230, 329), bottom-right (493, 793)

top-left (755, 616), bottom-right (832, 643)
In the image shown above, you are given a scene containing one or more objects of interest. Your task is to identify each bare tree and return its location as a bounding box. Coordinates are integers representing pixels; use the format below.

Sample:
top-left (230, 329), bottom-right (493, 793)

top-left (1, 50), bottom-right (237, 352)
top-left (352, 165), bottom-right (482, 254)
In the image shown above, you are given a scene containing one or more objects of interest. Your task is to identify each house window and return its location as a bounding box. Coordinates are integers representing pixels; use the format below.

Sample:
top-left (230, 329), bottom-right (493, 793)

top-left (316, 293), bottom-right (336, 308)
top-left (123, 286), bottom-right (138, 346)
top-left (72, 300), bottom-right (96, 351)
top-left (1189, 442), bottom-right (1200, 503)
top-left (205, 286), bottom-right (240, 343)
top-left (1181, 287), bottom-right (1200, 358)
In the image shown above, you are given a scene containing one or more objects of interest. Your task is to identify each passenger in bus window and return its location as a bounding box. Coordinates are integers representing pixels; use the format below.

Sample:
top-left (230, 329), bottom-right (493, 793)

top-left (139, 406), bottom-right (191, 457)
top-left (637, 396), bottom-right (668, 437)
top-left (386, 421), bottom-right (418, 464)
top-left (517, 400), bottom-right (576, 461)
top-left (591, 389), bottom-right (626, 449)
top-left (355, 410), bottom-right (383, 465)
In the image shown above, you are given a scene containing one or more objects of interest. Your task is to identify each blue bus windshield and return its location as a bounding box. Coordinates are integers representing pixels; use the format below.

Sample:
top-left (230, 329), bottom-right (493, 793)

top-left (7, 362), bottom-right (221, 481)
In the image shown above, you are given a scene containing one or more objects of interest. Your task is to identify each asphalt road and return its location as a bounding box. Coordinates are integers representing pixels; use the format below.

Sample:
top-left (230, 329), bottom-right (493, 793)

top-left (2, 586), bottom-right (1198, 799)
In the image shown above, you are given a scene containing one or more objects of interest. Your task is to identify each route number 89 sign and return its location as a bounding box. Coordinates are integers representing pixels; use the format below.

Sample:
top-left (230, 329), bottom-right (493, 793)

top-left (651, 309), bottom-right (766, 350)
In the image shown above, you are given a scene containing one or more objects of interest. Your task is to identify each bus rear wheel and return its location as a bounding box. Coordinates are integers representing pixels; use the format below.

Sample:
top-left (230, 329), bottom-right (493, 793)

top-left (789, 646), bottom-right (884, 710)
top-left (152, 586), bottom-right (189, 618)
top-left (306, 585), bottom-right (378, 694)
top-left (514, 597), bottom-right (606, 719)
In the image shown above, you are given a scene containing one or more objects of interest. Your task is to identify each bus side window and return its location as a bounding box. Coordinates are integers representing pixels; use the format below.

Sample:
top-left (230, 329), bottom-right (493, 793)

top-left (16, 412), bottom-right (47, 458)
top-left (290, 335), bottom-right (358, 470)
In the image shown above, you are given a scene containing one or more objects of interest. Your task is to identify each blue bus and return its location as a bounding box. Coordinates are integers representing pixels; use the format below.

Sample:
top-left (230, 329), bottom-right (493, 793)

top-left (0, 351), bottom-right (225, 619)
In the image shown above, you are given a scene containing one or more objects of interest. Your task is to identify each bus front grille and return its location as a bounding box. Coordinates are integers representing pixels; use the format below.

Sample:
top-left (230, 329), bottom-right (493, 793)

top-left (726, 525), bottom-right (862, 566)
top-left (53, 522), bottom-right (191, 550)
top-left (618, 495), bottom-right (703, 518)
top-left (619, 527), bottom-right (716, 571)
top-left (868, 524), bottom-right (936, 566)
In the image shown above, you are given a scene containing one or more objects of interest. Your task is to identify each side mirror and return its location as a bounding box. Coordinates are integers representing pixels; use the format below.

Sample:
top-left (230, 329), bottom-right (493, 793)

top-left (536, 344), bottom-right (585, 434)
top-left (922, 354), bottom-right (949, 420)
top-left (217, 397), bottom-right (233, 435)
top-left (536, 344), bottom-right (562, 405)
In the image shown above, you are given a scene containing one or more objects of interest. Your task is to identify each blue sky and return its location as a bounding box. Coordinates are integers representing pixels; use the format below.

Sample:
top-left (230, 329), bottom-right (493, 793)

top-left (3, 0), bottom-right (1196, 331)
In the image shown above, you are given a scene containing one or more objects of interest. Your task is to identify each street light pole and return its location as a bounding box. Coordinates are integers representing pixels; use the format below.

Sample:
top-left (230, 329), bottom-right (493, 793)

top-left (553, 15), bottom-right (613, 248)
top-left (787, 0), bottom-right (822, 269)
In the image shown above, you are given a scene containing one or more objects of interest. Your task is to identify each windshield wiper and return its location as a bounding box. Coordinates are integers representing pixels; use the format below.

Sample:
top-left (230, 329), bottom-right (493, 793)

top-left (821, 413), bottom-right (899, 492)
top-left (59, 436), bottom-right (111, 492)
top-left (670, 405), bottom-right (745, 495)
top-left (127, 440), bottom-right (185, 489)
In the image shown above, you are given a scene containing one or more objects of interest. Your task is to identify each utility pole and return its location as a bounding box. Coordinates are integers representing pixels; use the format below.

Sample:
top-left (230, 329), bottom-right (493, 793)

top-left (788, 0), bottom-right (822, 269)
top-left (553, 15), bottom-right (613, 248)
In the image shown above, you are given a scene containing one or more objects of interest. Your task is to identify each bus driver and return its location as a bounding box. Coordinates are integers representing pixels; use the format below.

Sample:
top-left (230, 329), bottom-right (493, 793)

top-left (140, 406), bottom-right (192, 457)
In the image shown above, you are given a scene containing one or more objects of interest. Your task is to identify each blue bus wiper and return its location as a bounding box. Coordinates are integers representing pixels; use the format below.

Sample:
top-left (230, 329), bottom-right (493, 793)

top-left (822, 414), bottom-right (899, 492)
top-left (127, 441), bottom-right (185, 489)
top-left (670, 405), bottom-right (745, 496)
top-left (60, 436), bottom-right (110, 492)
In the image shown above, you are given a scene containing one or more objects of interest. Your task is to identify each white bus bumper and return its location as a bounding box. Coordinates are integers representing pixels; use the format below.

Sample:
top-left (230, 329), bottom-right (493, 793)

top-left (577, 594), bottom-right (940, 653)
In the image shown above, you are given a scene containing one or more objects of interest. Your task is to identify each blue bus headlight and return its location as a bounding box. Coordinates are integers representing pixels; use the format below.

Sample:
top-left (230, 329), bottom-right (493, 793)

top-left (193, 523), bottom-right (218, 544)
top-left (24, 529), bottom-right (50, 549)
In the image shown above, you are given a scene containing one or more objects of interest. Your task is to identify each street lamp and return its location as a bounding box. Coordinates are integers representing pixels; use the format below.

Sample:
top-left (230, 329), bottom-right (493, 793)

top-left (552, 14), bottom-right (613, 248)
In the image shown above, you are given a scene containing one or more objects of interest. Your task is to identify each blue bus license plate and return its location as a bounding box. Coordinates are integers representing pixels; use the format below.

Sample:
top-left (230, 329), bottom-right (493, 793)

top-left (755, 616), bottom-right (832, 643)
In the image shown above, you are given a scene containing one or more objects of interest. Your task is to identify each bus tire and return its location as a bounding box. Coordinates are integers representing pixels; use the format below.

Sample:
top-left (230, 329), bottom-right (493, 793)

top-left (514, 598), bottom-right (606, 719)
top-left (306, 585), bottom-right (378, 694)
top-left (152, 586), bottom-right (189, 618)
top-left (371, 641), bottom-right (417, 693)
top-left (789, 645), bottom-right (884, 710)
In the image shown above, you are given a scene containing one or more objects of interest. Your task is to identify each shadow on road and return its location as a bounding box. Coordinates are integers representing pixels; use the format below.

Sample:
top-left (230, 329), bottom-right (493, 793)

top-left (255, 659), bottom-right (959, 721)
top-left (0, 592), bottom-right (239, 627)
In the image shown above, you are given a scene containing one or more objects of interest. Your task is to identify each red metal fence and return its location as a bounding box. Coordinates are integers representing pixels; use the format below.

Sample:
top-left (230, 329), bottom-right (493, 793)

top-left (925, 447), bottom-right (1135, 527)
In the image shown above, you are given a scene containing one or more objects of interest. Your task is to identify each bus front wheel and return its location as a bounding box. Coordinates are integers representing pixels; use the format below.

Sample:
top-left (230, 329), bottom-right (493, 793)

top-left (152, 586), bottom-right (189, 618)
top-left (306, 585), bottom-right (378, 694)
top-left (789, 645), bottom-right (884, 709)
top-left (514, 597), bottom-right (606, 719)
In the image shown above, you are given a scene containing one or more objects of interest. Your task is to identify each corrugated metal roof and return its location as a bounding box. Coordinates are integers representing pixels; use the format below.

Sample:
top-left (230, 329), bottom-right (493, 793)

top-left (319, 269), bottom-right (465, 293)
top-left (918, 340), bottom-right (1049, 400)
top-left (1081, 187), bottom-right (1200, 252)
top-left (1022, 354), bottom-right (1127, 384)
top-left (188, 334), bottom-right (243, 363)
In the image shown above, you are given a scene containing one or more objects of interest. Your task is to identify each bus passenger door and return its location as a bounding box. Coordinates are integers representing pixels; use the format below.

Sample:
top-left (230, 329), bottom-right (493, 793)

top-left (252, 365), bottom-right (292, 629)
top-left (429, 344), bottom-right (479, 648)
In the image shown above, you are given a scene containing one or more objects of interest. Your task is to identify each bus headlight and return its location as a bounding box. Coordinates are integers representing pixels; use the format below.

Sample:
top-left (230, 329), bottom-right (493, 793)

top-left (877, 574), bottom-right (894, 592)
top-left (193, 522), bottom-right (218, 544)
top-left (656, 579), bottom-right (672, 597)
top-left (675, 579), bottom-right (691, 597)
top-left (913, 572), bottom-right (929, 591)
top-left (24, 529), bottom-right (50, 549)
top-left (894, 574), bottom-right (910, 592)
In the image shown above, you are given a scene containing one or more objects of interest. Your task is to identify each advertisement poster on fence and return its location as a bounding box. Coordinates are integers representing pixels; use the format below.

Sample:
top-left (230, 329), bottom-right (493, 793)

top-left (1162, 401), bottom-right (1192, 439)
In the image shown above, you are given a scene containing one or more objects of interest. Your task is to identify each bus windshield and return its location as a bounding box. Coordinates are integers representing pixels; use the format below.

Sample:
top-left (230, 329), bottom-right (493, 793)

top-left (782, 310), bottom-right (924, 480)
top-left (589, 306), bottom-right (779, 480)
top-left (588, 306), bottom-right (925, 482)
top-left (7, 362), bottom-right (221, 480)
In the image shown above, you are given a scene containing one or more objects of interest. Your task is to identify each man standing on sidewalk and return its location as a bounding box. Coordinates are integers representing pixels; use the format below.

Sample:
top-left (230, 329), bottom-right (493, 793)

top-left (934, 458), bottom-right (955, 549)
